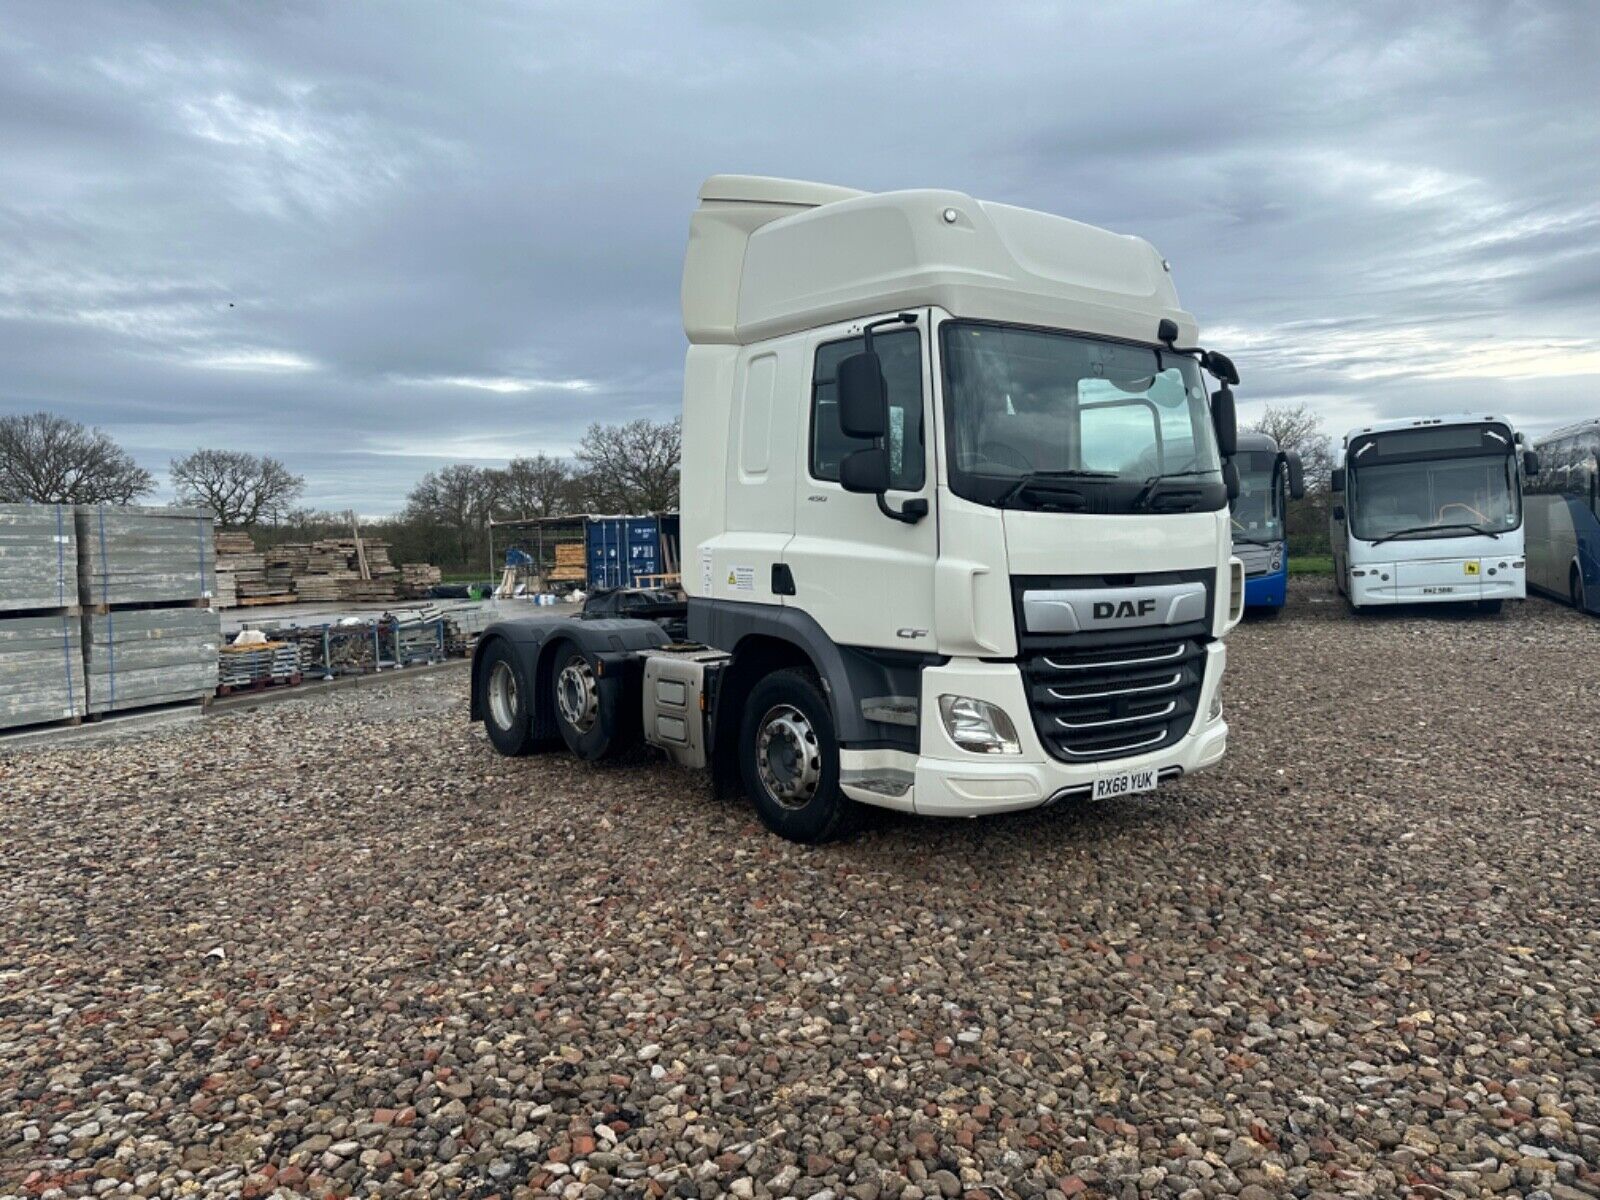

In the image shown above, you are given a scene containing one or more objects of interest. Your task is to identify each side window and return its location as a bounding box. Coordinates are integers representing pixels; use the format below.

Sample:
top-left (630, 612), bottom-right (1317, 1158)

top-left (810, 328), bottom-right (925, 489)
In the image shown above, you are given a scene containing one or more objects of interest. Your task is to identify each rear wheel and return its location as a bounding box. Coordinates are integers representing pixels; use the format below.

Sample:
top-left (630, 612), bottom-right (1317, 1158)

top-left (551, 641), bottom-right (638, 762)
top-left (739, 668), bottom-right (853, 844)
top-left (1573, 566), bottom-right (1587, 612)
top-left (479, 639), bottom-right (533, 756)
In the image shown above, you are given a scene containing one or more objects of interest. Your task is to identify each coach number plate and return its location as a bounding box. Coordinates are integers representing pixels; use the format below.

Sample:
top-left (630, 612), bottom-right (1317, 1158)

top-left (1093, 768), bottom-right (1157, 801)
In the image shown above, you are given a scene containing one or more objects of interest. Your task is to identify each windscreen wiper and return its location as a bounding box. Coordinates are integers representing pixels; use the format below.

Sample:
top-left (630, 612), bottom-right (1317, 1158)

top-left (1370, 522), bottom-right (1499, 546)
top-left (1133, 469), bottom-right (1217, 510)
top-left (1231, 533), bottom-right (1274, 547)
top-left (996, 469), bottom-right (1118, 508)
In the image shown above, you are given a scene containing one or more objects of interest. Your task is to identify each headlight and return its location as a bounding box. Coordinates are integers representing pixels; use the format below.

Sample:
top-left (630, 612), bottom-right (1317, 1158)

top-left (1208, 686), bottom-right (1223, 723)
top-left (938, 695), bottom-right (1021, 755)
top-left (1271, 548), bottom-right (1283, 572)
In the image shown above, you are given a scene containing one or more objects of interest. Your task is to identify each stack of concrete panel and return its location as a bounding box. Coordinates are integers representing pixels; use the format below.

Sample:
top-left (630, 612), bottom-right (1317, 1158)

top-left (82, 608), bottom-right (221, 715)
top-left (0, 504), bottom-right (84, 731)
top-left (74, 504), bottom-right (216, 607)
top-left (0, 615), bottom-right (85, 729)
top-left (0, 503), bottom-right (79, 613)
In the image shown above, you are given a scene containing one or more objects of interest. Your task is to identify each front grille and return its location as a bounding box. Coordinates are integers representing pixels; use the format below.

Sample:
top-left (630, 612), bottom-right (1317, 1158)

top-left (1023, 635), bottom-right (1206, 763)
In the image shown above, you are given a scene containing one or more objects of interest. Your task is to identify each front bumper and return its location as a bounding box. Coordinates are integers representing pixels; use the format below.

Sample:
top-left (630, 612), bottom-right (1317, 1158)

top-left (1349, 562), bottom-right (1525, 605)
top-left (841, 646), bottom-right (1227, 818)
top-left (1243, 567), bottom-right (1288, 608)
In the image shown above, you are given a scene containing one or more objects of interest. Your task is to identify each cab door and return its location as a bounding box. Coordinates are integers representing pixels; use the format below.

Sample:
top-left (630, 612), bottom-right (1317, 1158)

top-left (783, 313), bottom-right (938, 651)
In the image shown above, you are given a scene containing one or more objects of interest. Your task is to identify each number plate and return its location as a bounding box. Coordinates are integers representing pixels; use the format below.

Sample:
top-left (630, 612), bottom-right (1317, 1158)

top-left (1093, 768), bottom-right (1157, 800)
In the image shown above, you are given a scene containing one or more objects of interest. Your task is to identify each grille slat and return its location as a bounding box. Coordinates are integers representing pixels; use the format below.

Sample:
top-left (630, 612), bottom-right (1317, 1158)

top-left (1024, 634), bottom-right (1205, 763)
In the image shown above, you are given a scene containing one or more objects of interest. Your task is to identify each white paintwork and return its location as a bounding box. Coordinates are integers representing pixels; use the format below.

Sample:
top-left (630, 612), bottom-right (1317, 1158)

top-left (679, 178), bottom-right (1235, 817)
top-left (908, 651), bottom-right (1227, 816)
top-left (684, 175), bottom-right (1194, 349)
top-left (1331, 414), bottom-right (1527, 607)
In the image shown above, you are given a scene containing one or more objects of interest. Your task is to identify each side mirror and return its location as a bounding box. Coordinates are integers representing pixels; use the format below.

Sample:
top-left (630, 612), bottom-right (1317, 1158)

top-left (837, 352), bottom-right (887, 440)
top-left (1523, 449), bottom-right (1540, 476)
top-left (1202, 350), bottom-right (1241, 386)
top-left (1333, 504), bottom-right (1345, 522)
top-left (840, 447), bottom-right (890, 494)
top-left (1330, 467), bottom-right (1345, 493)
top-left (1285, 450), bottom-right (1305, 500)
top-left (1211, 384), bottom-right (1238, 459)
top-left (1222, 459), bottom-right (1240, 501)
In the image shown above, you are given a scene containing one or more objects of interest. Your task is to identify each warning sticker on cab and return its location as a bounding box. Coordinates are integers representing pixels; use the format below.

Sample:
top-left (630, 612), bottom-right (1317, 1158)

top-left (726, 565), bottom-right (755, 592)
top-left (1463, 560), bottom-right (1481, 576)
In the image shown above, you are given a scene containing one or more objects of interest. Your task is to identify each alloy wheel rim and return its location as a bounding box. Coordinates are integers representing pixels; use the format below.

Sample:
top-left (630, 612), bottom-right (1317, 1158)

top-left (756, 703), bottom-right (822, 810)
top-left (556, 657), bottom-right (599, 733)
top-left (487, 661), bottom-right (519, 731)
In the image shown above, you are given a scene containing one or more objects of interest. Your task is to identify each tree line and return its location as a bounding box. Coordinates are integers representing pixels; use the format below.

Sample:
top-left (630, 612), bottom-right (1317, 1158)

top-left (3, 400), bottom-right (1332, 570)
top-left (0, 411), bottom-right (681, 573)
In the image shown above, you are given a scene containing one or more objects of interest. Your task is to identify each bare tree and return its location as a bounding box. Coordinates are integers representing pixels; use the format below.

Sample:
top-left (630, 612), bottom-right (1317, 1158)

top-left (1252, 402), bottom-right (1335, 554)
top-left (1252, 402), bottom-right (1334, 487)
top-left (403, 463), bottom-right (499, 568)
top-left (170, 449), bottom-right (306, 528)
top-left (573, 417), bottom-right (681, 513)
top-left (0, 411), bottom-right (155, 504)
top-left (493, 453), bottom-right (575, 519)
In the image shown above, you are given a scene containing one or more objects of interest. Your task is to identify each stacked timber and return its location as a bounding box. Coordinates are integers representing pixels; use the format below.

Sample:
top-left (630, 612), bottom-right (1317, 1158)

top-left (214, 529), bottom-right (292, 609)
top-left (0, 503), bottom-right (84, 731)
top-left (399, 562), bottom-right (442, 596)
top-left (550, 541), bottom-right (586, 583)
top-left (0, 503), bottom-right (80, 612)
top-left (74, 505), bottom-right (217, 607)
top-left (83, 608), bottom-right (221, 715)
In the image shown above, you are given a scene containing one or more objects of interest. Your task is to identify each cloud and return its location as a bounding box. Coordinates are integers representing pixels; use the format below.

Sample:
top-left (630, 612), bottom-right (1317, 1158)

top-left (0, 0), bottom-right (1596, 509)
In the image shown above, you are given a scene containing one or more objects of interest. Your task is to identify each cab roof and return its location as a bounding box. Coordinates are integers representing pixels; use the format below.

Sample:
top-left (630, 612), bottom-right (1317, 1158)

top-left (682, 175), bottom-right (1197, 349)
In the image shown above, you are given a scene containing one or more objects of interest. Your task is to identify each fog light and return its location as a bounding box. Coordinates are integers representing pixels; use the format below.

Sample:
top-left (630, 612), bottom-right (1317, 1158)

top-left (938, 695), bottom-right (1021, 755)
top-left (1208, 686), bottom-right (1223, 723)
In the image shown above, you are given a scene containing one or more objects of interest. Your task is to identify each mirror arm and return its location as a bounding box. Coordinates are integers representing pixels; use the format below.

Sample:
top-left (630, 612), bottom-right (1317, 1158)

top-left (877, 495), bottom-right (927, 524)
top-left (862, 311), bottom-right (918, 353)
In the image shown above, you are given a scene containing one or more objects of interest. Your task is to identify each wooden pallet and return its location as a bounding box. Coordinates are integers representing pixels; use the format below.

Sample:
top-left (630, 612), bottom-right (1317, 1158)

top-left (87, 596), bottom-right (214, 615)
top-left (0, 712), bottom-right (84, 739)
top-left (83, 694), bottom-right (209, 722)
top-left (216, 673), bottom-right (302, 696)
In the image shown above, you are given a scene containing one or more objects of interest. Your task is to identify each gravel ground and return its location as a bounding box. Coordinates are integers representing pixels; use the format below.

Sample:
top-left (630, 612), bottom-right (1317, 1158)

top-left (2, 579), bottom-right (1598, 1200)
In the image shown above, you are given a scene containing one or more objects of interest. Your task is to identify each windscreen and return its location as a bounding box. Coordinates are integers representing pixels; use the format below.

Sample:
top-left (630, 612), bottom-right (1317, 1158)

top-left (1348, 425), bottom-right (1521, 541)
top-left (941, 322), bottom-right (1223, 512)
top-left (1231, 450), bottom-right (1282, 542)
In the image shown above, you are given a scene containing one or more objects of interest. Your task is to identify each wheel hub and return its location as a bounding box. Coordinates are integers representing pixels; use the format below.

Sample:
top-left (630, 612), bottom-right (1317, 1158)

top-left (756, 704), bottom-right (821, 809)
top-left (487, 661), bottom-right (519, 731)
top-left (556, 657), bottom-right (599, 733)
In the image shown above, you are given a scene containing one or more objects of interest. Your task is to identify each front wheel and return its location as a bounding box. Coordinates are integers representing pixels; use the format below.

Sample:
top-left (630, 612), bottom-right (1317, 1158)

top-left (739, 668), bottom-right (854, 844)
top-left (1476, 599), bottom-right (1503, 615)
top-left (1573, 566), bottom-right (1588, 612)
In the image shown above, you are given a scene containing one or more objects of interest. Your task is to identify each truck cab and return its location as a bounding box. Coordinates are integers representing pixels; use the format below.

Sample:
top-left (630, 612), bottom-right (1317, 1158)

top-left (473, 176), bottom-right (1246, 841)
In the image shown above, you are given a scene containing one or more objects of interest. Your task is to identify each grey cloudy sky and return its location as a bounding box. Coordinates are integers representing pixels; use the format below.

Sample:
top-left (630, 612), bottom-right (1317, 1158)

top-left (3, 1), bottom-right (1598, 511)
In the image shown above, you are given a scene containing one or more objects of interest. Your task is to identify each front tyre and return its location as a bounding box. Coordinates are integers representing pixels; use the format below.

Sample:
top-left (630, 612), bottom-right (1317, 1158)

top-left (1573, 565), bottom-right (1587, 613)
top-left (479, 639), bottom-right (534, 756)
top-left (1477, 599), bottom-right (1503, 615)
top-left (739, 668), bottom-right (854, 844)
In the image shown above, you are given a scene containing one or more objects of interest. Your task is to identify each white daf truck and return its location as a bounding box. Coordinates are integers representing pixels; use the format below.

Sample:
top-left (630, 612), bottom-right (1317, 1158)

top-left (472, 176), bottom-right (1246, 842)
top-left (1330, 414), bottom-right (1539, 613)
